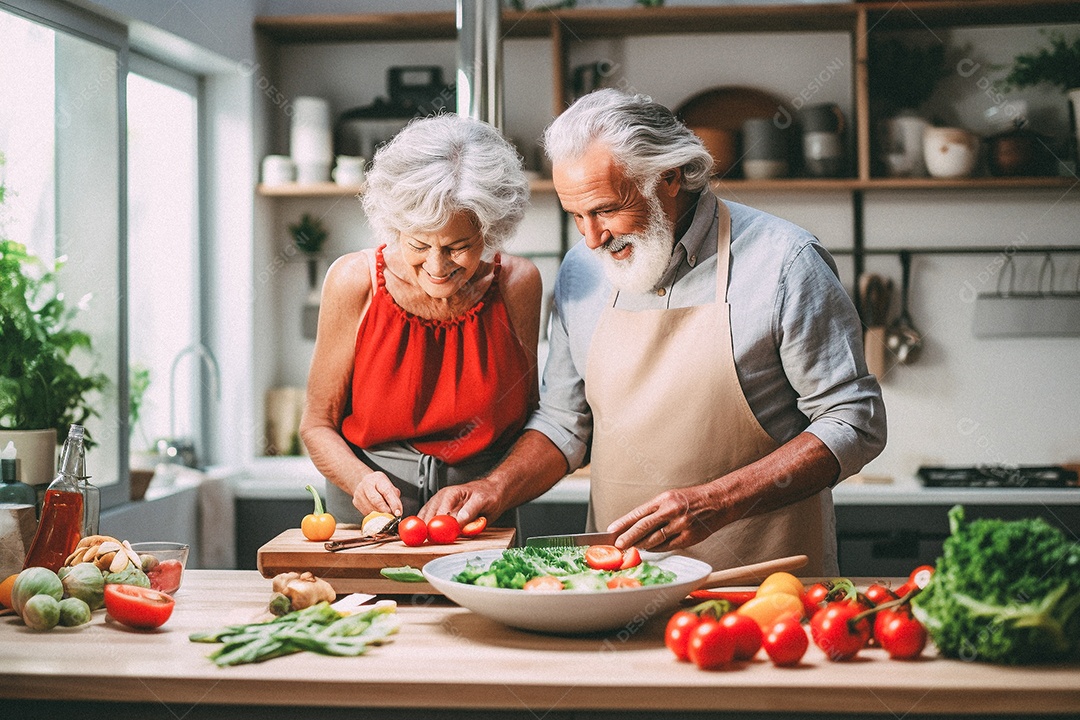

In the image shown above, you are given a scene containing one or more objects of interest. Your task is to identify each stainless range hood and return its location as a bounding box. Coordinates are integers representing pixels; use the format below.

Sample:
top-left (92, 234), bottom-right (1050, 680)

top-left (456, 0), bottom-right (503, 129)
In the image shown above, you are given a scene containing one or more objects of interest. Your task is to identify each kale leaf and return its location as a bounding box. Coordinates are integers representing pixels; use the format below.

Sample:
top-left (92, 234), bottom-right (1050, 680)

top-left (911, 505), bottom-right (1080, 664)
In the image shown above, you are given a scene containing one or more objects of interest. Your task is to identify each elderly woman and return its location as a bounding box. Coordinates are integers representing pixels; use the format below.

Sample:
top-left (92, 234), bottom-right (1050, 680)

top-left (300, 114), bottom-right (541, 523)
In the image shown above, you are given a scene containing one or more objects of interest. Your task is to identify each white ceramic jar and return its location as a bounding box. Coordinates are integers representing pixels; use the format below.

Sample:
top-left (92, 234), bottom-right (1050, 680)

top-left (923, 126), bottom-right (979, 178)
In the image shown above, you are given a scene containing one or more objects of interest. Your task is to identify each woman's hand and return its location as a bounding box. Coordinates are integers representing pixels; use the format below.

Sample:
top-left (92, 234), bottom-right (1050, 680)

top-left (352, 471), bottom-right (403, 517)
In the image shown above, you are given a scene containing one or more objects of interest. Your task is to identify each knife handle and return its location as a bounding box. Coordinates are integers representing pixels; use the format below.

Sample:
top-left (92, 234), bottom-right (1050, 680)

top-left (699, 554), bottom-right (809, 587)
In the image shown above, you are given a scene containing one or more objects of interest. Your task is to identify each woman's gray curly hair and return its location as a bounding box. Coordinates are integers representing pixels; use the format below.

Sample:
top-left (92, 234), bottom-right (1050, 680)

top-left (362, 114), bottom-right (529, 259)
top-left (542, 88), bottom-right (714, 193)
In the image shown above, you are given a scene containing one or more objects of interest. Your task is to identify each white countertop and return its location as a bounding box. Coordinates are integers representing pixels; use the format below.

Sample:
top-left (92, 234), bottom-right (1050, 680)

top-left (228, 457), bottom-right (1080, 506)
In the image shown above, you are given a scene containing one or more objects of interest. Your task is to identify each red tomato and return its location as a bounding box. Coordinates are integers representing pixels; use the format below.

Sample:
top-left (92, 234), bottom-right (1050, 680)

top-left (895, 581), bottom-right (916, 598)
top-left (619, 546), bottom-right (642, 570)
top-left (104, 584), bottom-right (175, 630)
top-left (523, 575), bottom-right (564, 592)
top-left (147, 559), bottom-right (184, 595)
top-left (763, 617), bottom-right (809, 667)
top-left (908, 564), bottom-right (935, 589)
top-left (864, 583), bottom-right (898, 606)
top-left (687, 618), bottom-right (735, 670)
top-left (427, 515), bottom-right (461, 545)
top-left (810, 601), bottom-right (871, 661)
top-left (398, 516), bottom-right (428, 546)
top-left (584, 545), bottom-right (624, 571)
top-left (801, 582), bottom-right (830, 617)
top-left (606, 576), bottom-right (642, 590)
top-left (664, 610), bottom-right (702, 661)
top-left (461, 517), bottom-right (487, 537)
top-left (875, 608), bottom-right (928, 660)
top-left (719, 612), bottom-right (762, 661)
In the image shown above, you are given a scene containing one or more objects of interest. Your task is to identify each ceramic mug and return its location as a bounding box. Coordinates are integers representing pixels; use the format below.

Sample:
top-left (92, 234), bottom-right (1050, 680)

top-left (261, 155), bottom-right (295, 186)
top-left (295, 160), bottom-right (331, 185)
top-left (923, 126), bottom-right (979, 178)
top-left (332, 155), bottom-right (366, 186)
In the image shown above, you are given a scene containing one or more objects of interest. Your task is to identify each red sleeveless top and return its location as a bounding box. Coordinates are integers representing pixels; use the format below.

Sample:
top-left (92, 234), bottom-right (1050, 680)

top-left (340, 245), bottom-right (532, 464)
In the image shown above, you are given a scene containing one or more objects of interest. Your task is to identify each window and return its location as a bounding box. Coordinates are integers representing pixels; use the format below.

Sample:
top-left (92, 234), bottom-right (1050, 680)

top-left (126, 58), bottom-right (204, 466)
top-left (0, 2), bottom-right (123, 502)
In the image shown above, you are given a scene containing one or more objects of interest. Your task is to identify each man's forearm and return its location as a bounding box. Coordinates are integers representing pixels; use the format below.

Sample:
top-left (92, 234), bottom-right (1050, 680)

top-left (486, 429), bottom-right (571, 515)
top-left (708, 431), bottom-right (840, 530)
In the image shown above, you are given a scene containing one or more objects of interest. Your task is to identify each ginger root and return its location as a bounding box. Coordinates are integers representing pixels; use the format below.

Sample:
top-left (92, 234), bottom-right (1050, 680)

top-left (269, 571), bottom-right (336, 616)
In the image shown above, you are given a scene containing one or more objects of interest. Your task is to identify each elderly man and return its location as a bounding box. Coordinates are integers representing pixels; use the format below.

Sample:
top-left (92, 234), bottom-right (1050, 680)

top-left (423, 89), bottom-right (885, 575)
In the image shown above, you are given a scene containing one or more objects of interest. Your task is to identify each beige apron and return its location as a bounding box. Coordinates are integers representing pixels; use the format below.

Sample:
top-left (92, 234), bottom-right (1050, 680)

top-left (584, 200), bottom-right (829, 575)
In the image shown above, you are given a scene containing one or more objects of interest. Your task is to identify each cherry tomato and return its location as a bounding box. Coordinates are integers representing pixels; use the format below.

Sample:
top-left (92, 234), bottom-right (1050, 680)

top-left (606, 576), bottom-right (642, 590)
top-left (619, 546), bottom-right (642, 570)
top-left (664, 610), bottom-right (702, 661)
top-left (719, 612), bottom-right (762, 661)
top-left (908, 564), bottom-right (935, 589)
top-left (584, 545), bottom-right (624, 571)
top-left (398, 515), bottom-right (428, 546)
top-left (426, 515), bottom-right (461, 545)
top-left (523, 575), bottom-right (564, 592)
top-left (801, 582), bottom-right (830, 617)
top-left (763, 617), bottom-right (809, 667)
top-left (104, 584), bottom-right (175, 630)
top-left (810, 601), bottom-right (871, 661)
top-left (687, 618), bottom-right (736, 670)
top-left (875, 608), bottom-right (928, 660)
top-left (864, 583), bottom-right (898, 606)
top-left (461, 516), bottom-right (487, 537)
top-left (895, 581), bottom-right (916, 598)
top-left (688, 589), bottom-right (757, 606)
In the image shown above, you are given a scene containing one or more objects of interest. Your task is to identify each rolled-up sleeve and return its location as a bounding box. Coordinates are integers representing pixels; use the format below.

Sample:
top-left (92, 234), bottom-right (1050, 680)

top-left (777, 244), bottom-right (887, 481)
top-left (523, 260), bottom-right (594, 471)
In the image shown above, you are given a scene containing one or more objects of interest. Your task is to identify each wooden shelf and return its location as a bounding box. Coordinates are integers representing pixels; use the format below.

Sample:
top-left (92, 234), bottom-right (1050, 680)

top-left (258, 178), bottom-right (557, 198)
top-left (254, 10), bottom-right (552, 43)
top-left (712, 175), bottom-right (1079, 193)
top-left (863, 0), bottom-right (1080, 30)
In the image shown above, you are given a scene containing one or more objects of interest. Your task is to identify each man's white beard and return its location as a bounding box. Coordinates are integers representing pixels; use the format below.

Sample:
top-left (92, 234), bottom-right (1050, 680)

top-left (594, 192), bottom-right (675, 295)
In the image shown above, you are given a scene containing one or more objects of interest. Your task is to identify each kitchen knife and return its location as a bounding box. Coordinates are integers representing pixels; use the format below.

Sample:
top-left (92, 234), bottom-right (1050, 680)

top-left (525, 531), bottom-right (618, 548)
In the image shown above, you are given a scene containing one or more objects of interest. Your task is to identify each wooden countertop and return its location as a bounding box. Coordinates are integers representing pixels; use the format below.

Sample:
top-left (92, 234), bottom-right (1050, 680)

top-left (1, 570), bottom-right (1078, 716)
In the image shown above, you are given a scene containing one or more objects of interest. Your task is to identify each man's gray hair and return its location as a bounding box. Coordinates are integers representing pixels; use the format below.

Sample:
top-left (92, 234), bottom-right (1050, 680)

top-left (362, 114), bottom-right (529, 258)
top-left (542, 88), bottom-right (714, 192)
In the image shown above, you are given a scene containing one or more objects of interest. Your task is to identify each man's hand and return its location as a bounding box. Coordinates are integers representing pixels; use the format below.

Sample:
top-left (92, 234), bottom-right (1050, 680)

top-left (606, 485), bottom-right (724, 551)
top-left (420, 478), bottom-right (503, 524)
top-left (352, 471), bottom-right (403, 517)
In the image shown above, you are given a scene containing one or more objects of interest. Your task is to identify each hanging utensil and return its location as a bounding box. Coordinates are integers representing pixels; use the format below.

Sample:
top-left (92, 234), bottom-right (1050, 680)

top-left (885, 251), bottom-right (924, 364)
top-left (859, 272), bottom-right (892, 378)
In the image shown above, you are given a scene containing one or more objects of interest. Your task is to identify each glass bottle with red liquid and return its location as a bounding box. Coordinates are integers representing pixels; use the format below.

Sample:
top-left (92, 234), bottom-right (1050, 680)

top-left (23, 424), bottom-right (92, 572)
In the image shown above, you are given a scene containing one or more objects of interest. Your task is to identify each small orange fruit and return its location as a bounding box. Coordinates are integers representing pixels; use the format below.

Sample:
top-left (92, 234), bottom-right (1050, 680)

top-left (0, 572), bottom-right (19, 609)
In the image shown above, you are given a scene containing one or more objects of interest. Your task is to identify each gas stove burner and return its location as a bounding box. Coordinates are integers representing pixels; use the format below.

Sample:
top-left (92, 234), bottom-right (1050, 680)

top-left (917, 465), bottom-right (1078, 488)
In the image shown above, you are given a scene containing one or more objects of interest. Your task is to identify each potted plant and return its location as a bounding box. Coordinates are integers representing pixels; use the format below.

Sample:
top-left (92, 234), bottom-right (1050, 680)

top-left (289, 213), bottom-right (329, 341)
top-left (868, 36), bottom-right (947, 177)
top-left (1004, 31), bottom-right (1080, 164)
top-left (0, 174), bottom-right (109, 486)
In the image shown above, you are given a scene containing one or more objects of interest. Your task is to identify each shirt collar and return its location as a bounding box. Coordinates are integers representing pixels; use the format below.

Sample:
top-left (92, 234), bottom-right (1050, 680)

top-left (655, 190), bottom-right (718, 289)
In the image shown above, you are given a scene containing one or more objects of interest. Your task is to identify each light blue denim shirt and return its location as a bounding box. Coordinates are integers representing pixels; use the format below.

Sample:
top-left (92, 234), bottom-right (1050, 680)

top-left (525, 190), bottom-right (886, 482)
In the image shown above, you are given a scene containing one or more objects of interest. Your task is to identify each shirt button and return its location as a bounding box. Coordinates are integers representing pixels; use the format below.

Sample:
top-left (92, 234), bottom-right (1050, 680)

top-left (688, 254), bottom-right (697, 266)
top-left (657, 288), bottom-right (667, 297)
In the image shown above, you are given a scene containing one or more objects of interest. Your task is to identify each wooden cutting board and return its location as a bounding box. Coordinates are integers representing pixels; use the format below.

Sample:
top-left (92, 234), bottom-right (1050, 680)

top-left (257, 524), bottom-right (516, 596)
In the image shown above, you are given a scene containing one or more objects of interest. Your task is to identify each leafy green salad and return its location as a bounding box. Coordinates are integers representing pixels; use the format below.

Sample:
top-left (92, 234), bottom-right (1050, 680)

top-left (452, 546), bottom-right (676, 591)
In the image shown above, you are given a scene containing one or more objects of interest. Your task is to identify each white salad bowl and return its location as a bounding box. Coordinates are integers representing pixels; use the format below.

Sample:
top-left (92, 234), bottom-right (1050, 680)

top-left (422, 548), bottom-right (713, 635)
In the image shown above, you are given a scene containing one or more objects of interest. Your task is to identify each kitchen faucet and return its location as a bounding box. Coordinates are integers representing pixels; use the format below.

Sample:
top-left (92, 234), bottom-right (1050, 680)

top-left (161, 343), bottom-right (221, 468)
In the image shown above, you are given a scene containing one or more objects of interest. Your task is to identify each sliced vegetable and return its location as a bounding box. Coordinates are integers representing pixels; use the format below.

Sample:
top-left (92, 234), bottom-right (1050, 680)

top-left (584, 545), bottom-right (624, 571)
top-left (523, 575), bottom-right (564, 592)
top-left (618, 546), bottom-right (642, 570)
top-left (147, 559), bottom-right (184, 595)
top-left (606, 576), bottom-right (642, 590)
top-left (361, 511), bottom-right (396, 537)
top-left (301, 484), bottom-right (336, 541)
top-left (461, 517), bottom-right (487, 537)
top-left (380, 565), bottom-right (425, 583)
top-left (104, 584), bottom-right (175, 630)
